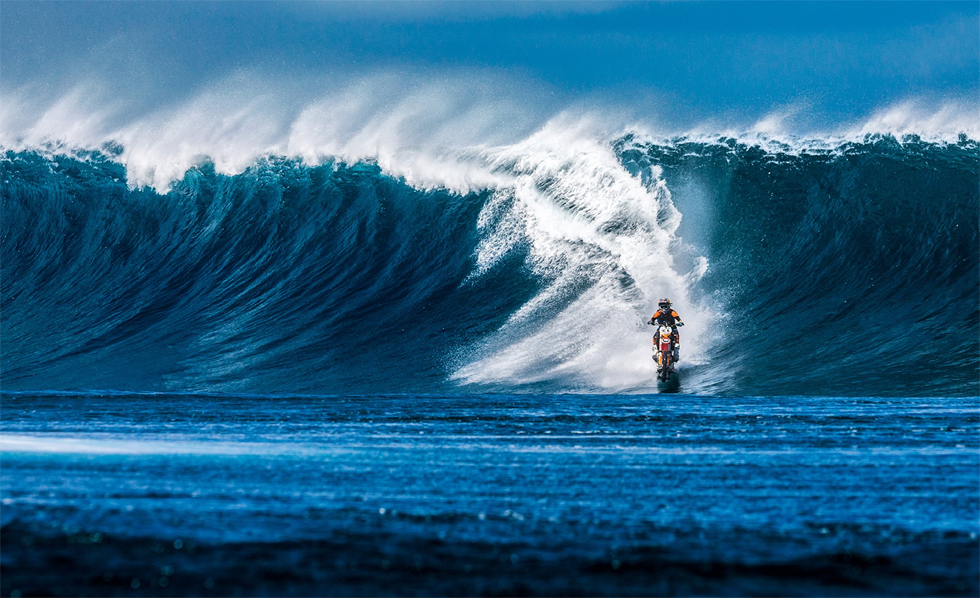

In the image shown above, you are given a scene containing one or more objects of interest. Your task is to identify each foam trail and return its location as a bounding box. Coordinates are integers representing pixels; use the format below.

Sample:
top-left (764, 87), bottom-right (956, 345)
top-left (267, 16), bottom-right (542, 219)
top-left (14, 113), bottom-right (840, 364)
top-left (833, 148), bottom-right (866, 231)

top-left (453, 116), bottom-right (714, 391)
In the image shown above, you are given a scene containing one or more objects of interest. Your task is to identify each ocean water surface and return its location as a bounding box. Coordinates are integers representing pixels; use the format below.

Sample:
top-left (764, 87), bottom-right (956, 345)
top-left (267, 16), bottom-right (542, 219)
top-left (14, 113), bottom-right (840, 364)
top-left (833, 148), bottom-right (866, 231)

top-left (2, 392), bottom-right (977, 596)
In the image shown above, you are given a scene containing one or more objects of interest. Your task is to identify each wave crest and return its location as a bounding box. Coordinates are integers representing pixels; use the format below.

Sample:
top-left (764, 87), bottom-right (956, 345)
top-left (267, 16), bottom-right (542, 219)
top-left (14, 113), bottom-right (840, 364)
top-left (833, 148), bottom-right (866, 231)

top-left (1, 83), bottom-right (978, 395)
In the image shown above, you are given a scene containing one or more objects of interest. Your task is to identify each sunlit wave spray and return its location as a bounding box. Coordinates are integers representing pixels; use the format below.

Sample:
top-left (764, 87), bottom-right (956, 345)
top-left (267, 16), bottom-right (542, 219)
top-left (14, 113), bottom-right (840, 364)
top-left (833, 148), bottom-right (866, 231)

top-left (452, 116), bottom-right (714, 390)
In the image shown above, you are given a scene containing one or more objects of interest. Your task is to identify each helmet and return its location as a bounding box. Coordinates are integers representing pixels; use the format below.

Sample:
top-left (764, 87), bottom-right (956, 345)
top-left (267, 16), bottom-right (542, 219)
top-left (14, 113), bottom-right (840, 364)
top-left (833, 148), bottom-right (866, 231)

top-left (658, 298), bottom-right (671, 309)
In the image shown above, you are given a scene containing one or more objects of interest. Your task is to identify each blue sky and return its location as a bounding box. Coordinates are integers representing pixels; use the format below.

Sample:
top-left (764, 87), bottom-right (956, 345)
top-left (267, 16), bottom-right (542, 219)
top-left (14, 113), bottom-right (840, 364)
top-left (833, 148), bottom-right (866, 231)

top-left (2, 1), bottom-right (977, 129)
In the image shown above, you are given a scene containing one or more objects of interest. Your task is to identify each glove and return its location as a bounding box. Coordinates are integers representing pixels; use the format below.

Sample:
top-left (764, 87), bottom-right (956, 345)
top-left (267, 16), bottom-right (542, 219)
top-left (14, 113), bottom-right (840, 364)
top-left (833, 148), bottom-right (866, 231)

top-left (676, 321), bottom-right (685, 327)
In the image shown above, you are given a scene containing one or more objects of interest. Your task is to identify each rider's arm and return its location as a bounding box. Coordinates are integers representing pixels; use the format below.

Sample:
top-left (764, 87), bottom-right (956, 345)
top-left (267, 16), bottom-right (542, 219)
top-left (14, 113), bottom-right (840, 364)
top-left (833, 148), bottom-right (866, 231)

top-left (672, 311), bottom-right (684, 326)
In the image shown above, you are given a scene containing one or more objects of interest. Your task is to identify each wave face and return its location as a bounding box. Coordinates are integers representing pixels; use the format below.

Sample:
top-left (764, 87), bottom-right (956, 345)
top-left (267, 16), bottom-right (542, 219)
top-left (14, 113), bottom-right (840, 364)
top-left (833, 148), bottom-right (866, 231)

top-left (2, 134), bottom-right (978, 395)
top-left (618, 135), bottom-right (980, 396)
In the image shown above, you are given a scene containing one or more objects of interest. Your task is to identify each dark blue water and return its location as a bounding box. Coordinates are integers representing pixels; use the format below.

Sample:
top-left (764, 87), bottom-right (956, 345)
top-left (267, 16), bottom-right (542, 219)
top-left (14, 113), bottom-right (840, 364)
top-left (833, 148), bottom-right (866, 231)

top-left (2, 392), bottom-right (977, 596)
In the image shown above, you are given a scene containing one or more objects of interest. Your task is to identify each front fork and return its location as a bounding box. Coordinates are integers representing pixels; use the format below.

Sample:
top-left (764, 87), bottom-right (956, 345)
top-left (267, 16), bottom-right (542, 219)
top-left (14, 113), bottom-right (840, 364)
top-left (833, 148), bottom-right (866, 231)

top-left (653, 338), bottom-right (679, 365)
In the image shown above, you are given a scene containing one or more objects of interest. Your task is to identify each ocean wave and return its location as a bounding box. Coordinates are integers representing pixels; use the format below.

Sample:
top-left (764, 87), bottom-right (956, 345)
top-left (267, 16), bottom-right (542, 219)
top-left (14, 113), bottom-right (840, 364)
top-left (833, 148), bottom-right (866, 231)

top-left (1, 97), bottom-right (977, 395)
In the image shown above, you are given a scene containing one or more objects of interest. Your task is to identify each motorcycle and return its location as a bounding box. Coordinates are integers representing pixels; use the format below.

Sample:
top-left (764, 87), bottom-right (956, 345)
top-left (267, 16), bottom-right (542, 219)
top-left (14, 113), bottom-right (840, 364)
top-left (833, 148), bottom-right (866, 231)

top-left (653, 323), bottom-right (678, 382)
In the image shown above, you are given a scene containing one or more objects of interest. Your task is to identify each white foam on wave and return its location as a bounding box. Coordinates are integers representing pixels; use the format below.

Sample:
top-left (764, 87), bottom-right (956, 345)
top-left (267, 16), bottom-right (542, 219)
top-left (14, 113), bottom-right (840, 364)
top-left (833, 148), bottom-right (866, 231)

top-left (2, 72), bottom-right (973, 189)
top-left (452, 114), bottom-right (715, 391)
top-left (1, 82), bottom-right (126, 156)
top-left (0, 71), bottom-right (543, 193)
top-left (285, 75), bottom-right (533, 194)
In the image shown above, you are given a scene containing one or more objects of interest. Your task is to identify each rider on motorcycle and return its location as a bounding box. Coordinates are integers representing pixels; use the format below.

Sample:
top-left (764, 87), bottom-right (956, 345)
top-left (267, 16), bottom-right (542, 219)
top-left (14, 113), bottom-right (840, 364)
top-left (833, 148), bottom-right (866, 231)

top-left (648, 298), bottom-right (684, 362)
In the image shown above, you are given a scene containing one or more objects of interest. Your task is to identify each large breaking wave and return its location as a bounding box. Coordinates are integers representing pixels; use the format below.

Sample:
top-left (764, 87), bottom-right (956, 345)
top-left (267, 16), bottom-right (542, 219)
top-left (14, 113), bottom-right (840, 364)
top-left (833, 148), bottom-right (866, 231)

top-left (2, 91), bottom-right (977, 395)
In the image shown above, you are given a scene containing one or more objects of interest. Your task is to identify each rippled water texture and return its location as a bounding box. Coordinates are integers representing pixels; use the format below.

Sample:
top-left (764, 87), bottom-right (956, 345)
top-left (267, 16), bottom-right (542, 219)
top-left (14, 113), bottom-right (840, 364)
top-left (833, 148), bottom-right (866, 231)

top-left (2, 393), bottom-right (977, 596)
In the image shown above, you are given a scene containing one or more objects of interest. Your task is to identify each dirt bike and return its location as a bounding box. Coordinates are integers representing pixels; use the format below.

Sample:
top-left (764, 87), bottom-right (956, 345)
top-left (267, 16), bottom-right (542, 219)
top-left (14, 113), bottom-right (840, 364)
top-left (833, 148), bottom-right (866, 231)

top-left (653, 323), bottom-right (678, 382)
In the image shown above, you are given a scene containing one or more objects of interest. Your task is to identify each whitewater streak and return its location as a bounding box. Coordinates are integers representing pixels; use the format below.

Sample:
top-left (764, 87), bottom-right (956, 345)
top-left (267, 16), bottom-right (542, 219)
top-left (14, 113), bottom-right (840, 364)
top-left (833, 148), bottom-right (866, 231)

top-left (1, 76), bottom-right (977, 394)
top-left (451, 117), bottom-right (711, 389)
